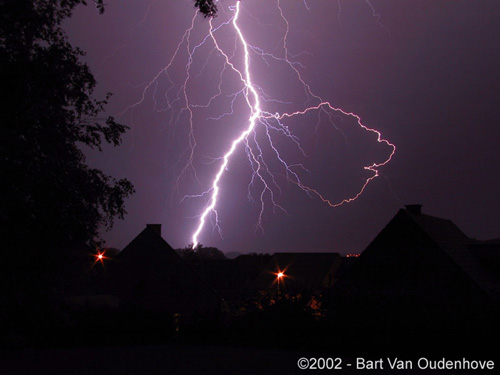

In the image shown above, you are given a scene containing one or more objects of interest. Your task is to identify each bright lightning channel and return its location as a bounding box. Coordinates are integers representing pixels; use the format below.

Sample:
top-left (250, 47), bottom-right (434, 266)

top-left (192, 2), bottom-right (262, 247)
top-left (117, 1), bottom-right (396, 250)
top-left (190, 2), bottom-right (395, 248)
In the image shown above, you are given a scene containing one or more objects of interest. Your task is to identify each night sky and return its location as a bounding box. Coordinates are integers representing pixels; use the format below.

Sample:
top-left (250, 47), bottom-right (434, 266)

top-left (64, 0), bottom-right (500, 255)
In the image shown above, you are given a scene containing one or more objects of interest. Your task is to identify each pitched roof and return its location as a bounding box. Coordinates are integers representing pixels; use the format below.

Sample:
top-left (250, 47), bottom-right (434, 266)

top-left (116, 225), bottom-right (184, 271)
top-left (111, 225), bottom-right (220, 312)
top-left (403, 209), bottom-right (500, 301)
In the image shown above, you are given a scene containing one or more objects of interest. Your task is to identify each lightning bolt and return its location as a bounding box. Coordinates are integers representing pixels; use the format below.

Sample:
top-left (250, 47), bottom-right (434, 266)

top-left (118, 1), bottom-right (396, 249)
top-left (192, 3), bottom-right (266, 246)
top-left (190, 2), bottom-right (395, 248)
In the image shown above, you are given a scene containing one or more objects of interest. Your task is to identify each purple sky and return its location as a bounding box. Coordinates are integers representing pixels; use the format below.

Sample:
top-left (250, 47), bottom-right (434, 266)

top-left (64, 0), bottom-right (500, 255)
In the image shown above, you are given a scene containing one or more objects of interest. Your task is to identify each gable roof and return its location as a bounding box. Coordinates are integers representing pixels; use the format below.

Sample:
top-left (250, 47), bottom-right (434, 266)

top-left (403, 208), bottom-right (500, 301)
top-left (111, 225), bottom-right (220, 312)
top-left (116, 225), bottom-right (184, 271)
top-left (349, 206), bottom-right (500, 301)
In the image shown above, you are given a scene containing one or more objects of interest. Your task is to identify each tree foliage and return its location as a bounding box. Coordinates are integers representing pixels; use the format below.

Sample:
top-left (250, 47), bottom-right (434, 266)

top-left (194, 0), bottom-right (218, 18)
top-left (177, 244), bottom-right (227, 262)
top-left (0, 0), bottom-right (134, 309)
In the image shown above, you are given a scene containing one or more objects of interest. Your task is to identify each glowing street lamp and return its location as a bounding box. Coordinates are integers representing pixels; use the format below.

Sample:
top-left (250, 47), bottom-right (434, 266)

top-left (276, 270), bottom-right (285, 298)
top-left (93, 249), bottom-right (108, 266)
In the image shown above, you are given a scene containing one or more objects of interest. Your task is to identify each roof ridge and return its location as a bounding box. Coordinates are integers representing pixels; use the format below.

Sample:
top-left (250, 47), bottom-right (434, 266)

top-left (404, 209), bottom-right (499, 300)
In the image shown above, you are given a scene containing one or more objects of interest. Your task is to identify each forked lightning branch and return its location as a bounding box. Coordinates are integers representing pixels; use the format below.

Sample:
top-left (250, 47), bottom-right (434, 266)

top-left (123, 1), bottom-right (396, 248)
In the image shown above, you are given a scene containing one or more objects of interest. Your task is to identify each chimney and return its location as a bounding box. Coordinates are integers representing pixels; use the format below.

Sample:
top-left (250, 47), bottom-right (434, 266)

top-left (405, 204), bottom-right (422, 215)
top-left (146, 224), bottom-right (162, 236)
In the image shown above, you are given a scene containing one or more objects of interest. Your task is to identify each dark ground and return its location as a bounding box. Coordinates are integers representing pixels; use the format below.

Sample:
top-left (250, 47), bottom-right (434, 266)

top-left (0, 344), bottom-right (324, 375)
top-left (1, 341), bottom-right (496, 375)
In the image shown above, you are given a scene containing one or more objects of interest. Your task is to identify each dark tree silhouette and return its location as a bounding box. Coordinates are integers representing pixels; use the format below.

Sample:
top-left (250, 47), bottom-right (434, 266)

top-left (0, 0), bottom-right (134, 325)
top-left (177, 244), bottom-right (227, 262)
top-left (194, 0), bottom-right (218, 18)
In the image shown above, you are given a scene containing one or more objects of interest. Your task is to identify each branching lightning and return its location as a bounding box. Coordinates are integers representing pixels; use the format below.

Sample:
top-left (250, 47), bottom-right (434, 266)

top-left (120, 1), bottom-right (396, 249)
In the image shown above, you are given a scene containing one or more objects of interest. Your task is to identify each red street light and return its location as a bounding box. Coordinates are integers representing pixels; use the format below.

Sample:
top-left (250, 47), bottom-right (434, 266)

top-left (275, 270), bottom-right (286, 298)
top-left (93, 249), bottom-right (108, 265)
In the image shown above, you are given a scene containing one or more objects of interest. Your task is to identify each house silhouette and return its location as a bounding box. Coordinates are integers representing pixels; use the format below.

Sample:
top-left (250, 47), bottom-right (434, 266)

top-left (337, 205), bottom-right (499, 303)
top-left (110, 224), bottom-right (220, 317)
top-left (190, 254), bottom-right (271, 301)
top-left (333, 204), bottom-right (499, 343)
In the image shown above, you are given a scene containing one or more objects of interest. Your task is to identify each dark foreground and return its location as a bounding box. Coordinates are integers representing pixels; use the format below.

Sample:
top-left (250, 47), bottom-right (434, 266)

top-left (1, 344), bottom-right (324, 375)
top-left (1, 341), bottom-right (497, 375)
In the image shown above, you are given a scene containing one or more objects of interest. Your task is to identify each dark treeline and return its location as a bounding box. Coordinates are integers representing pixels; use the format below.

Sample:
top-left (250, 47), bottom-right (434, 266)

top-left (0, 0), bottom-right (133, 333)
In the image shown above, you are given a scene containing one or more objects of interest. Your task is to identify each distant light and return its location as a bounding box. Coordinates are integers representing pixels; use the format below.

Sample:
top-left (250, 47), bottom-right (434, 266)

top-left (277, 272), bottom-right (284, 278)
top-left (93, 250), bottom-right (107, 264)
